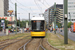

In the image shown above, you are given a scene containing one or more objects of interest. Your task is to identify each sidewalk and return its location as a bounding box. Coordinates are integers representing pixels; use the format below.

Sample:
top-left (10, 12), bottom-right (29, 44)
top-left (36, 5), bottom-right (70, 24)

top-left (0, 31), bottom-right (21, 36)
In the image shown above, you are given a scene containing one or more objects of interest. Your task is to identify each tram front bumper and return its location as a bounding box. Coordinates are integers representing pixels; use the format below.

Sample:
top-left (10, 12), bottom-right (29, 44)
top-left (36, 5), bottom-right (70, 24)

top-left (31, 32), bottom-right (45, 36)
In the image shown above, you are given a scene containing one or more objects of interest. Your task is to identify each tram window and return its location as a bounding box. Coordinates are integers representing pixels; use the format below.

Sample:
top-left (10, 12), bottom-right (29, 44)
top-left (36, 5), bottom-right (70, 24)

top-left (33, 21), bottom-right (35, 23)
top-left (40, 21), bottom-right (44, 30)
top-left (31, 20), bottom-right (44, 30)
top-left (32, 21), bottom-right (36, 30)
top-left (36, 21), bottom-right (41, 22)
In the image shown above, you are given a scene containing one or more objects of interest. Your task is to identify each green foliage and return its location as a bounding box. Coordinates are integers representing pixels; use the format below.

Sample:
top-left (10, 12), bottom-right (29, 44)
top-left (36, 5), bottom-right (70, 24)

top-left (68, 22), bottom-right (72, 28)
top-left (17, 20), bottom-right (30, 28)
top-left (56, 22), bottom-right (62, 28)
top-left (0, 27), bottom-right (2, 31)
top-left (0, 19), bottom-right (30, 28)
top-left (9, 28), bottom-right (11, 31)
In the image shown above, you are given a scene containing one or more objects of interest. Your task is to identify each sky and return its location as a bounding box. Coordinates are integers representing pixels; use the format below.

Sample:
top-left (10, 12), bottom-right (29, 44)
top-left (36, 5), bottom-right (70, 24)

top-left (9, 0), bottom-right (63, 20)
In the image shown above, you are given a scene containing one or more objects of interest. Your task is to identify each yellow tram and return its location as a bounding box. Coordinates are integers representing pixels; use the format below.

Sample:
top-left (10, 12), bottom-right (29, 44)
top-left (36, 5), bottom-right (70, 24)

top-left (31, 17), bottom-right (46, 38)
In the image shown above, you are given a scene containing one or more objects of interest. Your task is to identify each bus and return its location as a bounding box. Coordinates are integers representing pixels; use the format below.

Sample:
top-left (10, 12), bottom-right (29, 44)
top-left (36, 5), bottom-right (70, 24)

top-left (71, 22), bottom-right (75, 32)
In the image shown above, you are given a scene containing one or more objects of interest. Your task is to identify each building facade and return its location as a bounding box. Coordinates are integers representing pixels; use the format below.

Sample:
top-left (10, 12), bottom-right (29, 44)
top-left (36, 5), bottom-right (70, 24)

top-left (0, 16), bottom-right (16, 21)
top-left (68, 0), bottom-right (75, 23)
top-left (0, 16), bottom-right (16, 27)
top-left (0, 0), bottom-right (9, 17)
top-left (0, 0), bottom-right (4, 17)
top-left (4, 0), bottom-right (9, 16)
top-left (44, 4), bottom-right (63, 26)
top-left (44, 9), bottom-right (49, 25)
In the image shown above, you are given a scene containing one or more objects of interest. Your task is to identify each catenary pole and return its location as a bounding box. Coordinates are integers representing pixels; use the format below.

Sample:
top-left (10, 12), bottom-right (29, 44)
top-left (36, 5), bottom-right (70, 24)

top-left (64, 0), bottom-right (68, 44)
top-left (29, 13), bottom-right (30, 27)
top-left (54, 3), bottom-right (56, 34)
top-left (15, 3), bottom-right (17, 34)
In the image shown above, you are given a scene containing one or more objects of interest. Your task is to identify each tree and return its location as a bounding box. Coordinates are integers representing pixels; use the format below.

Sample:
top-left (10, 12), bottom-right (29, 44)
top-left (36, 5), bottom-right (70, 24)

top-left (17, 20), bottom-right (30, 28)
top-left (56, 22), bottom-right (62, 28)
top-left (68, 22), bottom-right (72, 28)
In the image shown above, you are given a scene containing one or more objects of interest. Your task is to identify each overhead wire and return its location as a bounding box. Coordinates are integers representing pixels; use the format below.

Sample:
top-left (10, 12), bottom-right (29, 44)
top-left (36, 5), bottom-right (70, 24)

top-left (10, 0), bottom-right (35, 16)
top-left (9, 1), bottom-right (30, 19)
top-left (34, 0), bottom-right (43, 13)
top-left (16, 0), bottom-right (41, 15)
top-left (10, 0), bottom-right (43, 17)
top-left (44, 0), bottom-right (50, 6)
top-left (0, 0), bottom-right (34, 20)
top-left (16, 0), bottom-right (34, 13)
top-left (10, 0), bottom-right (28, 12)
top-left (9, 0), bottom-right (15, 5)
top-left (39, 0), bottom-right (48, 7)
top-left (9, 4), bottom-right (14, 10)
top-left (2, 0), bottom-right (43, 17)
top-left (38, 0), bottom-right (48, 8)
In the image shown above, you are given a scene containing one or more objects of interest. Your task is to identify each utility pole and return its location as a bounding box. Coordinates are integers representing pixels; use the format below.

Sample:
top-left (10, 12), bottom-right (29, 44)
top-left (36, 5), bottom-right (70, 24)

top-left (54, 3), bottom-right (56, 34)
top-left (51, 9), bottom-right (53, 24)
top-left (19, 17), bottom-right (20, 28)
top-left (69, 12), bottom-right (71, 22)
top-left (15, 3), bottom-right (17, 34)
top-left (48, 9), bottom-right (50, 27)
top-left (64, 0), bottom-right (68, 44)
top-left (29, 13), bottom-right (30, 27)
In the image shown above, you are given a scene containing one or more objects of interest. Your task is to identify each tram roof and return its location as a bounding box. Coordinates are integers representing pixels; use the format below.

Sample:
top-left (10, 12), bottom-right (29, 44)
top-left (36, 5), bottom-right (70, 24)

top-left (31, 17), bottom-right (45, 20)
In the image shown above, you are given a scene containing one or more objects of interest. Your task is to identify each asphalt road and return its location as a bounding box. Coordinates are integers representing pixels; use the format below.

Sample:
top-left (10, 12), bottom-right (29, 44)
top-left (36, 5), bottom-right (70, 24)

top-left (56, 29), bottom-right (75, 41)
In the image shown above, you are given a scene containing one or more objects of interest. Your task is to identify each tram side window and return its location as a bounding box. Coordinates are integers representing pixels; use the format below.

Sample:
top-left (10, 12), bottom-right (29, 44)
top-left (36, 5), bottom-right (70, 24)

top-left (32, 21), bottom-right (36, 30)
top-left (40, 21), bottom-right (44, 30)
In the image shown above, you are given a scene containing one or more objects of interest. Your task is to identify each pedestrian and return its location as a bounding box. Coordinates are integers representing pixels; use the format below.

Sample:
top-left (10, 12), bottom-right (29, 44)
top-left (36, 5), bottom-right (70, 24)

top-left (52, 28), bottom-right (53, 31)
top-left (56, 28), bottom-right (57, 31)
top-left (60, 28), bottom-right (62, 32)
top-left (24, 28), bottom-right (27, 32)
top-left (9, 30), bottom-right (10, 33)
top-left (49, 28), bottom-right (50, 32)
top-left (59, 28), bottom-right (60, 33)
top-left (4, 29), bottom-right (6, 33)
top-left (50, 28), bottom-right (52, 32)
top-left (69, 28), bottom-right (71, 33)
top-left (12, 29), bottom-right (14, 33)
top-left (53, 28), bottom-right (55, 31)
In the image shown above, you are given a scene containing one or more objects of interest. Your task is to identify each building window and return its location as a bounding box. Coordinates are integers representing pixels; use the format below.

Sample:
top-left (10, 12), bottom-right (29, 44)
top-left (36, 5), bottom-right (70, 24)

top-left (72, 19), bottom-right (73, 21)
top-left (73, 12), bottom-right (75, 14)
top-left (68, 19), bottom-right (70, 21)
top-left (68, 2), bottom-right (75, 4)
top-left (74, 19), bottom-right (75, 21)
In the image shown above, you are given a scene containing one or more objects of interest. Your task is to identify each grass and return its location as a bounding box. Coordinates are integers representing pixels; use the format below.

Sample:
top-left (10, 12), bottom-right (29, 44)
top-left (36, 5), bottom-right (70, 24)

top-left (46, 33), bottom-right (75, 50)
top-left (0, 33), bottom-right (31, 41)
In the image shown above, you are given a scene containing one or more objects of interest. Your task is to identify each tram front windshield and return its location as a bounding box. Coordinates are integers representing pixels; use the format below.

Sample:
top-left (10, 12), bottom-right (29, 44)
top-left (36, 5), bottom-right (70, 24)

top-left (31, 20), bottom-right (44, 31)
